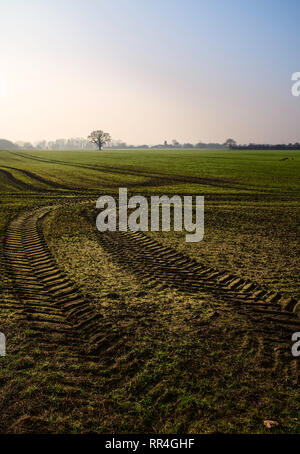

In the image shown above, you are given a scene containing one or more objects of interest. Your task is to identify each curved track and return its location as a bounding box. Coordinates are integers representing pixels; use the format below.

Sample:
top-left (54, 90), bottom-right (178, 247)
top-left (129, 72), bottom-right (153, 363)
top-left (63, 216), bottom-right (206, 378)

top-left (1, 165), bottom-right (72, 190)
top-left (7, 151), bottom-right (253, 191)
top-left (97, 228), bottom-right (300, 377)
top-left (0, 168), bottom-right (34, 191)
top-left (4, 205), bottom-right (300, 380)
top-left (4, 206), bottom-right (104, 353)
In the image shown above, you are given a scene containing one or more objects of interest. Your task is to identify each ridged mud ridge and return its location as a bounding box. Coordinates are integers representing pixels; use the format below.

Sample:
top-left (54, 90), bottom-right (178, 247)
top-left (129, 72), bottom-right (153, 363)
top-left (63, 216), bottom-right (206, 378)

top-left (3, 205), bottom-right (300, 379)
top-left (4, 206), bottom-right (104, 353)
top-left (99, 229), bottom-right (299, 313)
top-left (0, 165), bottom-right (72, 190)
top-left (97, 228), bottom-right (300, 378)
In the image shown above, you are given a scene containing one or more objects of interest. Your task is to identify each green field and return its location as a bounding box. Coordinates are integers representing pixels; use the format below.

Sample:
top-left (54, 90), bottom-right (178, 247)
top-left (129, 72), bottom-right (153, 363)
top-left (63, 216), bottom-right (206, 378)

top-left (0, 148), bottom-right (299, 433)
top-left (0, 148), bottom-right (299, 193)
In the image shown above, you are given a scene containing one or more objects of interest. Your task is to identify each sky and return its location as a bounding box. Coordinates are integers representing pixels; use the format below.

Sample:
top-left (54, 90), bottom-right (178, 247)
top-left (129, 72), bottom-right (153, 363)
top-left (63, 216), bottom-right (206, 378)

top-left (0, 0), bottom-right (300, 145)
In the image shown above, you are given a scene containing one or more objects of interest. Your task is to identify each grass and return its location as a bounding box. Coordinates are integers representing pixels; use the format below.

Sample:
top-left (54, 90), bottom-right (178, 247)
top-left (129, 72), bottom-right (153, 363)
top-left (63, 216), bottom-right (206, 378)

top-left (0, 148), bottom-right (299, 193)
top-left (0, 148), bottom-right (299, 433)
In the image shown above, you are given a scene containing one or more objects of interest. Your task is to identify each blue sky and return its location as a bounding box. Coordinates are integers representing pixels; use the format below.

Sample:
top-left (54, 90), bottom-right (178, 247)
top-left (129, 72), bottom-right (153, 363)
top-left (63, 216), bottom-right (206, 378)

top-left (0, 0), bottom-right (300, 144)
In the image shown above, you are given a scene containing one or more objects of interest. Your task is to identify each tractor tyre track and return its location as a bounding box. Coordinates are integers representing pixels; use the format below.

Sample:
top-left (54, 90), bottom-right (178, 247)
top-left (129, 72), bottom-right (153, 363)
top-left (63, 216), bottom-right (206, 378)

top-left (1, 165), bottom-right (72, 190)
top-left (7, 151), bottom-right (253, 191)
top-left (0, 168), bottom-right (35, 191)
top-left (4, 205), bottom-right (300, 382)
top-left (4, 206), bottom-right (104, 353)
top-left (96, 229), bottom-right (300, 378)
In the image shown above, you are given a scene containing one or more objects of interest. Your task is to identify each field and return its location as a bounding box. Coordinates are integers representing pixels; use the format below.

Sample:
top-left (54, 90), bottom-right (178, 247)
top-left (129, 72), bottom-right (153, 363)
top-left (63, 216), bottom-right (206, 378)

top-left (0, 148), bottom-right (299, 433)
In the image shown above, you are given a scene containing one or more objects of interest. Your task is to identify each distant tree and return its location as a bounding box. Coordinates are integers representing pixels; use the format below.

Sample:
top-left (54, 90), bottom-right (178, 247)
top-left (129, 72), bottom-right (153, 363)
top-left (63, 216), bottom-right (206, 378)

top-left (15, 141), bottom-right (35, 150)
top-left (36, 140), bottom-right (48, 150)
top-left (172, 139), bottom-right (180, 148)
top-left (112, 141), bottom-right (128, 148)
top-left (0, 138), bottom-right (19, 150)
top-left (88, 130), bottom-right (111, 150)
top-left (224, 138), bottom-right (237, 149)
top-left (195, 142), bottom-right (206, 148)
top-left (22, 142), bottom-right (35, 150)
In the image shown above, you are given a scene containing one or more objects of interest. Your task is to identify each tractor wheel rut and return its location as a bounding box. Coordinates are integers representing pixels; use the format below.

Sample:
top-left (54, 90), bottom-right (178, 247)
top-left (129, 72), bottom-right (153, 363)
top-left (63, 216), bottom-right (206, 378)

top-left (4, 207), bottom-right (104, 353)
top-left (4, 205), bottom-right (300, 381)
top-left (97, 229), bottom-right (300, 378)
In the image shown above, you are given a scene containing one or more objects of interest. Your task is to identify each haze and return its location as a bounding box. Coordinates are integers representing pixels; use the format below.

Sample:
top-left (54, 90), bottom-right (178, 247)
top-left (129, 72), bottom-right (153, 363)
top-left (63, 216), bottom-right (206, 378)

top-left (0, 0), bottom-right (300, 145)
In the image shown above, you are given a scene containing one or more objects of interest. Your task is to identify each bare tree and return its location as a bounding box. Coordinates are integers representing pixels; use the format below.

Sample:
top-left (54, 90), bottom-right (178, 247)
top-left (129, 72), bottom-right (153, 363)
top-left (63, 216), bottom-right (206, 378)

top-left (224, 138), bottom-right (237, 149)
top-left (88, 130), bottom-right (111, 150)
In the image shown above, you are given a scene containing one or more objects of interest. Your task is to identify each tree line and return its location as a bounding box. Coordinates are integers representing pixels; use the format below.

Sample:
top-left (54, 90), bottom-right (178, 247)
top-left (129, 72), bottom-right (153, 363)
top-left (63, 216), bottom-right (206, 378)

top-left (230, 142), bottom-right (300, 150)
top-left (0, 136), bottom-right (232, 150)
top-left (1, 135), bottom-right (299, 151)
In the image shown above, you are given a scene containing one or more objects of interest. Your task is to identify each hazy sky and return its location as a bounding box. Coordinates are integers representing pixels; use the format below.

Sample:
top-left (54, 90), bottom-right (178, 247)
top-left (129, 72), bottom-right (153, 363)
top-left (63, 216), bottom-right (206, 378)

top-left (0, 0), bottom-right (300, 145)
